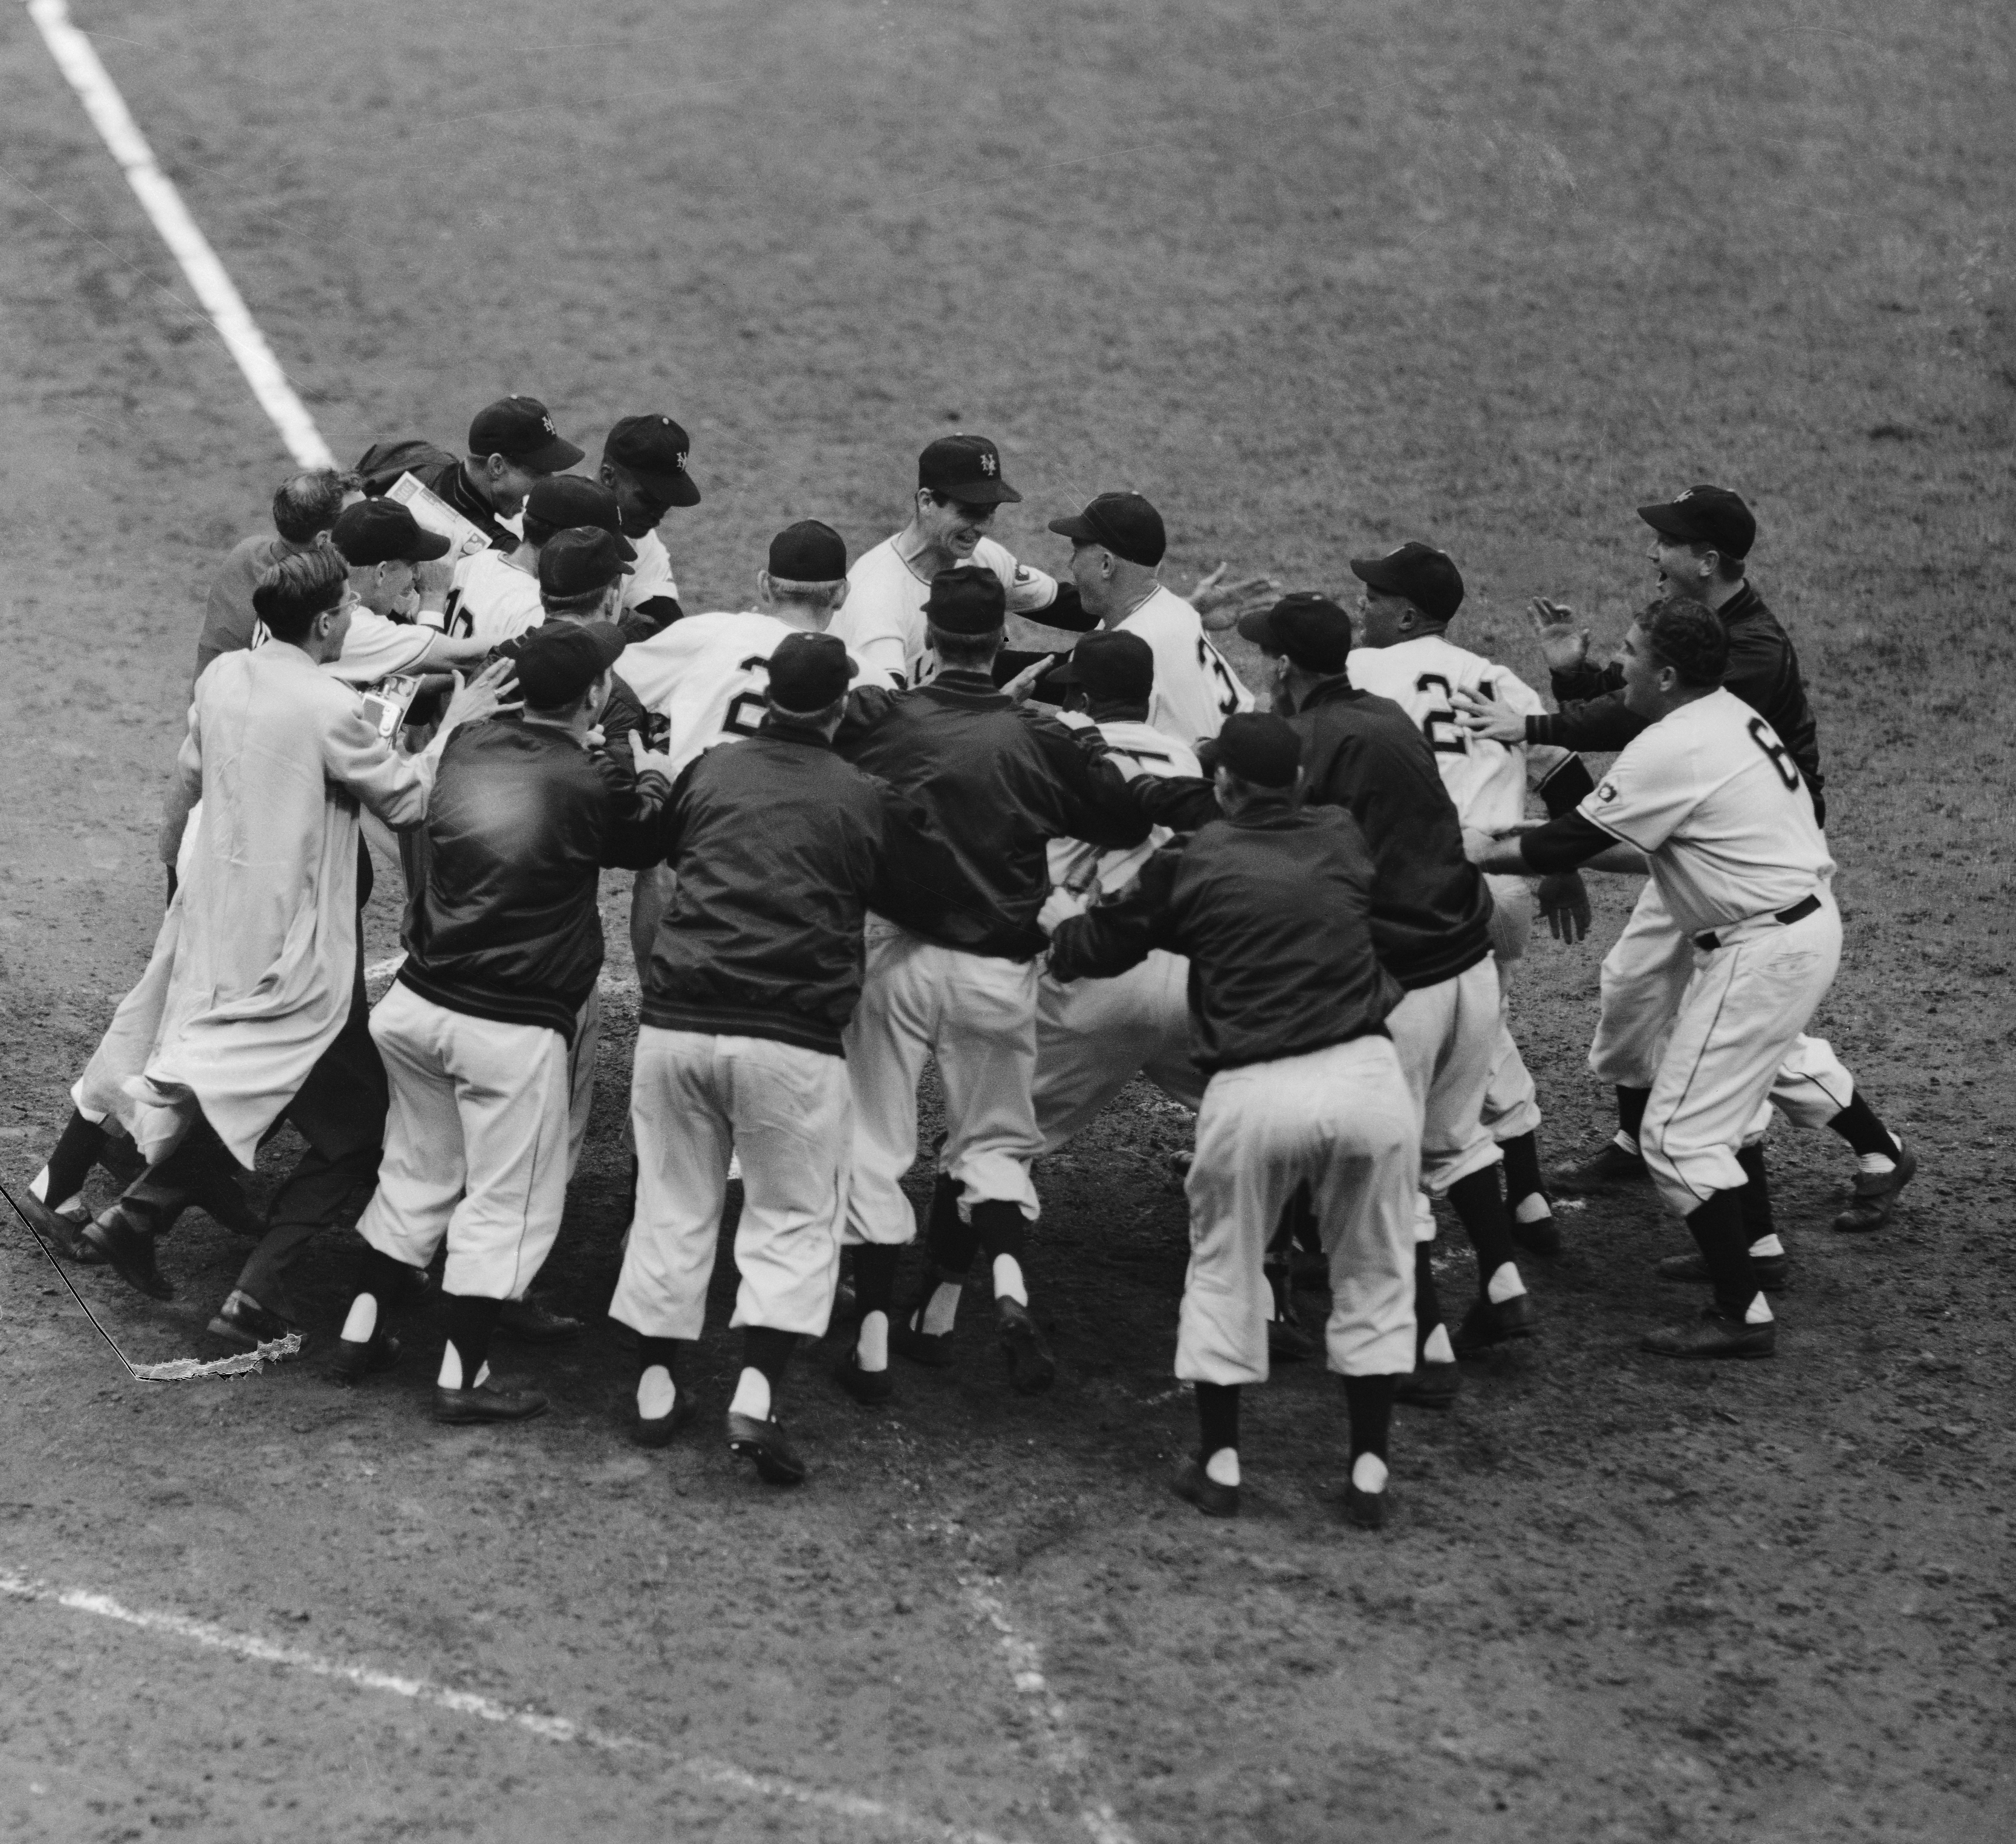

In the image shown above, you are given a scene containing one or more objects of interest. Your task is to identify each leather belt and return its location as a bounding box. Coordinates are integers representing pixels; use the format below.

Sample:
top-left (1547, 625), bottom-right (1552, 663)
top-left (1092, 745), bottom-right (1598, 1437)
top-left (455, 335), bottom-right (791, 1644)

top-left (1694, 891), bottom-right (1821, 954)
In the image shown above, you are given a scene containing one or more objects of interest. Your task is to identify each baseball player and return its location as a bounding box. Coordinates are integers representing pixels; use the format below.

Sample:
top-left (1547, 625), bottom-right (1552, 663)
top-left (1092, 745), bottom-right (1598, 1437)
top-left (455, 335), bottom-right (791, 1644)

top-left (611, 634), bottom-right (906, 1482)
top-left (598, 414), bottom-right (701, 639)
top-left (1467, 599), bottom-right (1841, 1358)
top-left (73, 549), bottom-right (512, 1336)
top-left (1457, 486), bottom-right (1916, 1249)
top-left (1344, 541), bottom-right (1597, 1256)
top-left (406, 396), bottom-right (585, 551)
top-left (829, 434), bottom-right (1097, 689)
top-left (1042, 492), bottom-right (1256, 746)
top-left (332, 622), bottom-right (660, 1417)
top-left (1044, 714), bottom-right (1417, 1529)
top-left (446, 475), bottom-right (638, 647)
top-left (829, 565), bottom-right (1151, 1403)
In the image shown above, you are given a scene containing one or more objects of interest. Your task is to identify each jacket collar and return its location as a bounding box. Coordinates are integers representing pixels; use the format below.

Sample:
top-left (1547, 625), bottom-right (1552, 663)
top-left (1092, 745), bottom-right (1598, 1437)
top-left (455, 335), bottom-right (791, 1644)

top-left (923, 669), bottom-right (1007, 705)
top-left (1297, 673), bottom-right (1364, 712)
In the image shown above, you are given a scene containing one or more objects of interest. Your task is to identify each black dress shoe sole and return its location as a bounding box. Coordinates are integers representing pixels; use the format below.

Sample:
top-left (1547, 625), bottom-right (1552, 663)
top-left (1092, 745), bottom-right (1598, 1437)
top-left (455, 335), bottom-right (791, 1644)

top-left (631, 1395), bottom-right (698, 1447)
top-left (433, 1389), bottom-right (548, 1424)
top-left (1172, 1459), bottom-right (1239, 1518)
top-left (328, 1335), bottom-right (400, 1387)
top-left (1640, 1329), bottom-right (1777, 1360)
top-left (832, 1352), bottom-right (895, 1405)
top-left (1342, 1484), bottom-right (1387, 1530)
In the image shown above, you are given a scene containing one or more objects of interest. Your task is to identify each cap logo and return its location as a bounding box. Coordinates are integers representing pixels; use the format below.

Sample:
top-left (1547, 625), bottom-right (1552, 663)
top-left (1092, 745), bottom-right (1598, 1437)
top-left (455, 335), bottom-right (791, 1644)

top-left (542, 414), bottom-right (558, 435)
top-left (675, 451), bottom-right (688, 469)
top-left (979, 451), bottom-right (997, 476)
top-left (1674, 487), bottom-right (1696, 501)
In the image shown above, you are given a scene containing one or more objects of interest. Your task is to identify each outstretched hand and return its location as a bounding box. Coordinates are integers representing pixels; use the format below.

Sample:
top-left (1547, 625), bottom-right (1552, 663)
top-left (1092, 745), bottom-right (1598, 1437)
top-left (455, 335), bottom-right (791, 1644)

top-left (440, 657), bottom-right (521, 731)
top-left (1000, 657), bottom-right (1052, 706)
top-left (1535, 872), bottom-right (1593, 943)
top-left (1451, 686), bottom-right (1527, 744)
top-left (1192, 562), bottom-right (1280, 632)
top-left (1529, 597), bottom-right (1590, 674)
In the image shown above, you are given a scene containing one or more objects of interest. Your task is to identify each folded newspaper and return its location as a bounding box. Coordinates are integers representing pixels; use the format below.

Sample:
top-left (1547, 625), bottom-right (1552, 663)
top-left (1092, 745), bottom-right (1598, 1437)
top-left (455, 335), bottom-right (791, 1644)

top-left (385, 471), bottom-right (495, 560)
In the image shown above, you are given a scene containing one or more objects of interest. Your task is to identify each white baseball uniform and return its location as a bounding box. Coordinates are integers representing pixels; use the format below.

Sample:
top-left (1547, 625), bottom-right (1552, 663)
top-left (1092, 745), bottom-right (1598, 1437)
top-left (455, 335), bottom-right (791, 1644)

top-left (444, 550), bottom-right (542, 645)
top-left (1578, 689), bottom-right (1840, 1217)
top-left (1112, 587), bottom-right (1254, 746)
top-left (1033, 715), bottom-right (1204, 1152)
top-left (830, 535), bottom-right (1064, 689)
top-left (1348, 636), bottom-right (1582, 1147)
top-left (621, 527), bottom-right (678, 617)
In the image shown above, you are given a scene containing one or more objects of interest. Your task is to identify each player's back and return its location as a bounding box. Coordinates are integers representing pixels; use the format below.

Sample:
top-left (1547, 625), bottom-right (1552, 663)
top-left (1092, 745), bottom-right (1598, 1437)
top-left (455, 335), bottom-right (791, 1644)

top-left (1048, 714), bottom-right (1201, 898)
top-left (619, 610), bottom-right (807, 774)
top-left (447, 551), bottom-right (543, 646)
top-left (1116, 587), bottom-right (1253, 745)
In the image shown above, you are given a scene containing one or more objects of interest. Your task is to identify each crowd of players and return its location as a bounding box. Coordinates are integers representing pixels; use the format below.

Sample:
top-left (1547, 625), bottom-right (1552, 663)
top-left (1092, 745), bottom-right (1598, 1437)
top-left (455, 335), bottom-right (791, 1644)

top-left (16, 396), bottom-right (1919, 1528)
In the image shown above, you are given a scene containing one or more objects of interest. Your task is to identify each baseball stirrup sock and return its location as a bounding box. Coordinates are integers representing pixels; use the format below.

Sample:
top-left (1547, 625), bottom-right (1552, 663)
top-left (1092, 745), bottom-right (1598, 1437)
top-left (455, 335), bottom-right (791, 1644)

top-left (1446, 1169), bottom-right (1522, 1297)
top-left (438, 1294), bottom-right (503, 1390)
top-left (40, 1110), bottom-right (109, 1211)
top-left (1500, 1132), bottom-right (1547, 1212)
top-left (1827, 1095), bottom-right (1900, 1167)
top-left (1683, 1190), bottom-right (1759, 1318)
top-left (1616, 1086), bottom-right (1651, 1147)
top-left (852, 1245), bottom-right (900, 1317)
top-left (1195, 1380), bottom-right (1240, 1473)
top-left (970, 1199), bottom-right (1027, 1263)
top-left (925, 1173), bottom-right (979, 1274)
top-left (1411, 1245), bottom-right (1445, 1361)
top-left (1735, 1144), bottom-right (1782, 1256)
top-left (743, 1326), bottom-right (796, 1384)
top-left (1342, 1372), bottom-right (1394, 1482)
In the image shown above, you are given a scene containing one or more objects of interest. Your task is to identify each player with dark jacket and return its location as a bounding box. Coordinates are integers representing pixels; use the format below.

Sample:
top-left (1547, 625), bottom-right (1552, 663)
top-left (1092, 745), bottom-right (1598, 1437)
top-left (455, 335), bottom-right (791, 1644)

top-left (1044, 714), bottom-right (1419, 1528)
top-left (610, 634), bottom-right (911, 1484)
top-left (830, 565), bottom-right (1151, 1403)
top-left (331, 622), bottom-right (662, 1425)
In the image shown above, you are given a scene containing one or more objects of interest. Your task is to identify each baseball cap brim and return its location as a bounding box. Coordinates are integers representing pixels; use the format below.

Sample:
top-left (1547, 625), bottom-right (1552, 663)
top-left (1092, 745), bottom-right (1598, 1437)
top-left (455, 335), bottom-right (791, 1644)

top-left (1045, 512), bottom-right (1100, 544)
top-left (1636, 501), bottom-right (1702, 541)
top-left (632, 469), bottom-right (701, 509)
top-left (1348, 553), bottom-right (1410, 593)
top-left (1235, 605), bottom-right (1284, 650)
top-left (510, 434), bottom-right (586, 474)
top-left (938, 477), bottom-right (1023, 507)
top-left (405, 526), bottom-right (455, 562)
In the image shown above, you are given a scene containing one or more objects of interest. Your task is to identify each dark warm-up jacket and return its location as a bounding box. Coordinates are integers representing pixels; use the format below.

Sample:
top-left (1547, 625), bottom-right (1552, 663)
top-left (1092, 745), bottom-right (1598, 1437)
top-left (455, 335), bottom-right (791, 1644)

top-left (1048, 804), bottom-right (1401, 1073)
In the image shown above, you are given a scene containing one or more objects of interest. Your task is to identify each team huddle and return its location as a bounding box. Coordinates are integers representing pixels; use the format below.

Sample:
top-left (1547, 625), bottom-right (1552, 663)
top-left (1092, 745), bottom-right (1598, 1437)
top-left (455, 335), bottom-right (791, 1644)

top-left (18, 396), bottom-right (1918, 1528)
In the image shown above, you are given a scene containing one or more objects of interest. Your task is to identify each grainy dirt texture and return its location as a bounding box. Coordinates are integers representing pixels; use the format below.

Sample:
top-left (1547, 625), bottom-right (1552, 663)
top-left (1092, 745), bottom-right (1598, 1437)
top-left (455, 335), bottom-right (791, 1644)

top-left (2, 2), bottom-right (2012, 1840)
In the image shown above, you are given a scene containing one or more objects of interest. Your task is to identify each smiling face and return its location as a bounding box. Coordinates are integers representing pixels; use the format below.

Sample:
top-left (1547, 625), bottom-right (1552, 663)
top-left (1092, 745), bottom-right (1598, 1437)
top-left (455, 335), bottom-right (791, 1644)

top-left (915, 489), bottom-right (998, 561)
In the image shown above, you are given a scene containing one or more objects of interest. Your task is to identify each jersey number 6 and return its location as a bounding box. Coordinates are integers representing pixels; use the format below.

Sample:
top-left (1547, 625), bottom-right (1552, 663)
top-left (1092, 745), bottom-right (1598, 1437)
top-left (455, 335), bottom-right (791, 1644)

top-left (1747, 717), bottom-right (1801, 791)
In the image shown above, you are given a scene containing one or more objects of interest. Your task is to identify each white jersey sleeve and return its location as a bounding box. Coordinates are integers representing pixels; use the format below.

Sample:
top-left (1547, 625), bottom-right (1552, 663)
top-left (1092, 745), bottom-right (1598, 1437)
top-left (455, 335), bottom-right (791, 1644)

top-left (1047, 715), bottom-right (1202, 898)
top-left (621, 528), bottom-right (680, 611)
top-left (446, 552), bottom-right (545, 647)
top-left (326, 609), bottom-right (436, 685)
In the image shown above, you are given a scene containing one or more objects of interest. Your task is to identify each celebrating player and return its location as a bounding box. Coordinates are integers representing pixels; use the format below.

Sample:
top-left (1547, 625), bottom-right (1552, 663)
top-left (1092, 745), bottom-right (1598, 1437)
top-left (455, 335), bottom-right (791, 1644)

top-left (447, 475), bottom-right (638, 647)
top-left (406, 395), bottom-right (586, 550)
top-left (598, 412), bottom-right (701, 638)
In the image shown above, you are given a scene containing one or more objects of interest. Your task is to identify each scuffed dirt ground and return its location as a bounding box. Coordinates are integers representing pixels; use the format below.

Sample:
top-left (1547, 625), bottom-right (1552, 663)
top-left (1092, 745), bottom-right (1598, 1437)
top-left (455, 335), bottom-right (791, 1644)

top-left (2, 1), bottom-right (2012, 1840)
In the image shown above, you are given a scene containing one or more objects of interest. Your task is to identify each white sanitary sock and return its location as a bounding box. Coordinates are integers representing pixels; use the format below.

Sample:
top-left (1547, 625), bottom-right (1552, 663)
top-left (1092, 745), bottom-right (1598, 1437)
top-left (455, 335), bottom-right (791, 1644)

top-left (1743, 1292), bottom-right (1775, 1326)
top-left (1422, 1324), bottom-right (1456, 1364)
top-left (920, 1282), bottom-right (961, 1337)
top-left (1749, 1233), bottom-right (1785, 1259)
top-left (1513, 1192), bottom-right (1552, 1224)
top-left (992, 1253), bottom-right (1028, 1308)
top-left (637, 1364), bottom-right (675, 1421)
top-left (438, 1344), bottom-right (461, 1390)
top-left (1857, 1144), bottom-right (1899, 1176)
top-left (1350, 1452), bottom-right (1389, 1494)
top-left (1204, 1447), bottom-right (1240, 1488)
top-left (1485, 1261), bottom-right (1526, 1304)
top-left (341, 1295), bottom-right (379, 1344)
top-left (1614, 1130), bottom-right (1641, 1158)
top-left (856, 1309), bottom-right (889, 1372)
top-left (729, 1367), bottom-right (772, 1422)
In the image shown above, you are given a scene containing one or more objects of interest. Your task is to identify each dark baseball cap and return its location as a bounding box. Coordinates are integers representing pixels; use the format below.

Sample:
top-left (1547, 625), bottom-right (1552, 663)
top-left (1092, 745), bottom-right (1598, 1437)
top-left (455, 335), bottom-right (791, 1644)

top-left (1637, 484), bottom-right (1756, 561)
top-left (1349, 542), bottom-right (1465, 623)
top-left (768, 519), bottom-right (848, 581)
top-left (603, 414), bottom-right (701, 507)
top-left (467, 396), bottom-right (583, 474)
top-left (1046, 491), bottom-right (1166, 568)
top-left (1237, 592), bottom-right (1354, 673)
top-left (766, 632), bottom-right (854, 714)
top-left (538, 527), bottom-right (634, 599)
top-left (331, 499), bottom-right (454, 568)
top-left (919, 434), bottom-right (1022, 507)
top-left (524, 476), bottom-right (637, 559)
top-left (925, 564), bottom-right (1007, 634)
top-left (1215, 713), bottom-right (1302, 789)
top-left (1055, 628), bottom-right (1154, 703)
top-left (514, 620), bottom-right (626, 709)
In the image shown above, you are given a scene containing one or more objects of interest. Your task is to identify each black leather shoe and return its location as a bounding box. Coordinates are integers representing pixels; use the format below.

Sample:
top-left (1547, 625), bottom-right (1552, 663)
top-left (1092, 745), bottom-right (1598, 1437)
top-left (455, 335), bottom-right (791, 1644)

top-left (997, 1298), bottom-right (1056, 1395)
top-left (496, 1294), bottom-right (583, 1344)
top-left (1342, 1482), bottom-right (1387, 1530)
top-left (1641, 1309), bottom-right (1776, 1360)
top-left (1656, 1249), bottom-right (1790, 1292)
top-left (890, 1309), bottom-right (955, 1369)
top-left (1509, 1206), bottom-right (1561, 1259)
top-left (1832, 1142), bottom-right (1917, 1234)
top-left (82, 1202), bottom-right (174, 1300)
top-left (1452, 1291), bottom-right (1539, 1354)
top-left (632, 1389), bottom-right (698, 1448)
top-left (207, 1289), bottom-right (300, 1350)
top-left (1171, 1454), bottom-right (1239, 1518)
top-left (328, 1331), bottom-right (401, 1387)
top-left (1393, 1360), bottom-right (1462, 1410)
top-left (727, 1410), bottom-right (806, 1485)
top-left (18, 1190), bottom-right (100, 1263)
top-left (433, 1381), bottom-right (548, 1424)
top-left (1548, 1140), bottom-right (1648, 1194)
top-left (832, 1346), bottom-right (894, 1405)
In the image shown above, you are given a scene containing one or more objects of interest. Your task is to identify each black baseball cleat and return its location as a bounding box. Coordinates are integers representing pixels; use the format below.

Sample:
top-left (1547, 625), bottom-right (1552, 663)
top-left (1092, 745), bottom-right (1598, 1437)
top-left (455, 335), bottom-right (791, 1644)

top-left (1656, 1249), bottom-right (1790, 1292)
top-left (433, 1381), bottom-right (548, 1424)
top-left (1341, 1483), bottom-right (1387, 1531)
top-left (632, 1389), bottom-right (698, 1448)
top-left (832, 1346), bottom-right (895, 1406)
top-left (327, 1331), bottom-right (401, 1387)
top-left (207, 1289), bottom-right (300, 1351)
top-left (1171, 1454), bottom-right (1240, 1519)
top-left (1832, 1142), bottom-right (1918, 1234)
top-left (16, 1190), bottom-right (100, 1264)
top-left (1393, 1360), bottom-right (1462, 1410)
top-left (1548, 1140), bottom-right (1649, 1194)
top-left (1509, 1204), bottom-right (1561, 1260)
top-left (889, 1310), bottom-right (955, 1369)
top-left (82, 1203), bottom-right (174, 1300)
top-left (1452, 1292), bottom-right (1539, 1354)
top-left (1640, 1309), bottom-right (1776, 1360)
top-left (496, 1294), bottom-right (584, 1344)
top-left (727, 1411), bottom-right (807, 1485)
top-left (997, 1298), bottom-right (1056, 1395)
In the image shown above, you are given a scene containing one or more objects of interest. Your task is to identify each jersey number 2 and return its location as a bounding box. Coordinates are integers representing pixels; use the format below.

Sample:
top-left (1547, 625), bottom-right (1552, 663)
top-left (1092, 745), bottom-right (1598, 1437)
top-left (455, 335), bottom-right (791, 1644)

top-left (723, 655), bottom-right (774, 737)
top-left (1416, 674), bottom-right (1472, 755)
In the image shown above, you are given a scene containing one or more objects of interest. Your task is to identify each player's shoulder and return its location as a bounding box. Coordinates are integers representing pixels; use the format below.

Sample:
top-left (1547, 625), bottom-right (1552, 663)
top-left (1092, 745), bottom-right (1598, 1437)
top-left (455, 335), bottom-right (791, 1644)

top-left (972, 535), bottom-right (1023, 583)
top-left (1121, 585), bottom-right (1200, 639)
top-left (1094, 717), bottom-right (1203, 775)
top-left (846, 534), bottom-right (911, 590)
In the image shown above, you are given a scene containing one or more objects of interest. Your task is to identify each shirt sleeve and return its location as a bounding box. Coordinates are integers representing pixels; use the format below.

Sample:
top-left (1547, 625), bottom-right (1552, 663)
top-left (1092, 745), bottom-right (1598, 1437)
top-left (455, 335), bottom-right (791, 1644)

top-left (1516, 809), bottom-right (1621, 873)
top-left (330, 610), bottom-right (437, 683)
top-left (321, 699), bottom-right (438, 828)
top-left (1576, 728), bottom-right (1697, 852)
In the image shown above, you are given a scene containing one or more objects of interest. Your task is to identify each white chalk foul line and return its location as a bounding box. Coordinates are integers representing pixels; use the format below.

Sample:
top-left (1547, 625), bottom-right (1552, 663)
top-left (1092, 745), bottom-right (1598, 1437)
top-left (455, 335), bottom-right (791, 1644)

top-left (0, 1568), bottom-right (1030, 1844)
top-left (27, 0), bottom-right (337, 469)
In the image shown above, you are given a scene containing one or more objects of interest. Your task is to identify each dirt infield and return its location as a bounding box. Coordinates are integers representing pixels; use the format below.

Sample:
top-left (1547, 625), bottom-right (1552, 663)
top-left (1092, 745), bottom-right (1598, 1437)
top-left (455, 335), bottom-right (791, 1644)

top-left (2, 2), bottom-right (2012, 1839)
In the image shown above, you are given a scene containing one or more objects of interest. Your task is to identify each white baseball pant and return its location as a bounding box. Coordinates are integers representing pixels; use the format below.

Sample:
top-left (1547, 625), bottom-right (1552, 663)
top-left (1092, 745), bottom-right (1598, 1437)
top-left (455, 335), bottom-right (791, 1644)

top-left (1480, 873), bottom-right (1541, 1144)
top-left (1032, 950), bottom-right (1202, 1155)
top-left (609, 1028), bottom-right (850, 1340)
top-left (1591, 879), bottom-right (1858, 1129)
top-left (1179, 1037), bottom-right (1419, 1385)
top-left (843, 919), bottom-right (1042, 1245)
top-left (357, 983), bottom-right (570, 1300)
top-left (1640, 893), bottom-right (1842, 1217)
top-left (1384, 957), bottom-right (1505, 1195)
top-left (565, 985), bottom-right (599, 1179)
